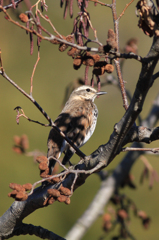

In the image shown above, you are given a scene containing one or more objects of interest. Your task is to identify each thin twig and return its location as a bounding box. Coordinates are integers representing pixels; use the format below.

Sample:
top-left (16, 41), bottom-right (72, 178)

top-left (140, 155), bottom-right (154, 171)
top-left (114, 59), bottom-right (129, 109)
top-left (70, 173), bottom-right (78, 195)
top-left (48, 156), bottom-right (68, 171)
top-left (111, 0), bottom-right (129, 110)
top-left (118, 0), bottom-right (135, 20)
top-left (0, 6), bottom-right (45, 38)
top-left (28, 165), bottom-right (104, 196)
top-left (1, 6), bottom-right (99, 53)
top-left (30, 48), bottom-right (40, 96)
top-left (122, 147), bottom-right (159, 153)
top-left (37, 9), bottom-right (63, 38)
top-left (88, 0), bottom-right (112, 7)
top-left (14, 107), bottom-right (50, 127)
top-left (0, 49), bottom-right (4, 73)
top-left (83, 11), bottom-right (98, 40)
top-left (110, 51), bottom-right (143, 62)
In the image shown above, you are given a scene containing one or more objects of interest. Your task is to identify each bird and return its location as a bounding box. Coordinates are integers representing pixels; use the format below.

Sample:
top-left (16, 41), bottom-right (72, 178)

top-left (47, 85), bottom-right (107, 174)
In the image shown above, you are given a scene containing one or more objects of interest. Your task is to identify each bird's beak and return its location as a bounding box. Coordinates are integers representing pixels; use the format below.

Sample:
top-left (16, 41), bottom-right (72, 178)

top-left (96, 91), bottom-right (107, 96)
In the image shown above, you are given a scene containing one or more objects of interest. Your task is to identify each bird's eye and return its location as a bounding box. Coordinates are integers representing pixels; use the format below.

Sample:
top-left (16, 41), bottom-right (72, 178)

top-left (86, 88), bottom-right (90, 92)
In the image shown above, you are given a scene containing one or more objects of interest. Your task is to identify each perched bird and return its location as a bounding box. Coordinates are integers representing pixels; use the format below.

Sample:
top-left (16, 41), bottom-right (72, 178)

top-left (47, 85), bottom-right (106, 174)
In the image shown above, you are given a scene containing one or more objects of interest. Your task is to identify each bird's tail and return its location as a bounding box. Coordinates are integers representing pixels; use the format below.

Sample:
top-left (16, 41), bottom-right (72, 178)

top-left (62, 148), bottom-right (74, 165)
top-left (47, 128), bottom-right (64, 175)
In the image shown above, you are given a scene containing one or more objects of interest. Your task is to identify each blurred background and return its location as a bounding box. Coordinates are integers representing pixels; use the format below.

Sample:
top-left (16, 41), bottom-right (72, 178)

top-left (0, 0), bottom-right (159, 239)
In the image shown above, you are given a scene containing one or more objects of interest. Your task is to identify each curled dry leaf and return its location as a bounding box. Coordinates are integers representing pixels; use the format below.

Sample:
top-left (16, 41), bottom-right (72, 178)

top-left (50, 35), bottom-right (65, 45)
top-left (73, 55), bottom-right (82, 70)
top-left (36, 155), bottom-right (48, 163)
top-left (12, 147), bottom-right (23, 154)
top-left (117, 209), bottom-right (128, 220)
top-left (65, 197), bottom-right (71, 205)
top-left (39, 162), bottom-right (48, 171)
top-left (103, 213), bottom-right (112, 232)
top-left (16, 191), bottom-right (26, 200)
top-left (48, 196), bottom-right (55, 205)
top-left (93, 61), bottom-right (107, 76)
top-left (9, 183), bottom-right (25, 192)
top-left (142, 217), bottom-right (151, 229)
top-left (59, 35), bottom-right (73, 52)
top-left (137, 210), bottom-right (147, 219)
top-left (57, 195), bottom-right (67, 202)
top-left (83, 54), bottom-right (94, 67)
top-left (8, 190), bottom-right (18, 198)
top-left (82, 52), bottom-right (100, 67)
top-left (22, 183), bottom-right (32, 191)
top-left (105, 64), bottom-right (114, 73)
top-left (21, 134), bottom-right (29, 150)
top-left (67, 46), bottom-right (81, 58)
top-left (40, 168), bottom-right (49, 178)
top-left (125, 38), bottom-right (138, 54)
top-left (51, 176), bottom-right (61, 183)
top-left (13, 135), bottom-right (21, 145)
top-left (92, 54), bottom-right (100, 63)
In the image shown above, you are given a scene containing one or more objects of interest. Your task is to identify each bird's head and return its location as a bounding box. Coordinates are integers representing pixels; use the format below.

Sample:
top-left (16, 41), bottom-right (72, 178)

top-left (70, 85), bottom-right (107, 102)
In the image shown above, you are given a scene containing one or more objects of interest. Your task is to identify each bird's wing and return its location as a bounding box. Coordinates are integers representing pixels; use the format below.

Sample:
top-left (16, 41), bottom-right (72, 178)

top-left (61, 101), bottom-right (94, 165)
top-left (64, 101), bottom-right (93, 146)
